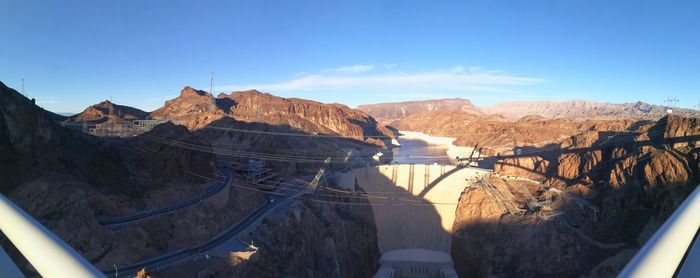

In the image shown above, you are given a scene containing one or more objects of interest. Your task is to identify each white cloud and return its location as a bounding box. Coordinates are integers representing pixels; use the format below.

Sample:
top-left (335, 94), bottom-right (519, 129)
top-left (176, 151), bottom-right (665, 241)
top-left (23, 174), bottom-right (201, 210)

top-left (321, 64), bottom-right (376, 73)
top-left (218, 65), bottom-right (546, 95)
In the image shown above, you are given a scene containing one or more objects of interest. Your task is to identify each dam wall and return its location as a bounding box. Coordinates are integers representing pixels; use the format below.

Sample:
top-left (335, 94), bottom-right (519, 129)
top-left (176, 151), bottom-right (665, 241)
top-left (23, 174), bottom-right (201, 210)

top-left (336, 164), bottom-right (487, 254)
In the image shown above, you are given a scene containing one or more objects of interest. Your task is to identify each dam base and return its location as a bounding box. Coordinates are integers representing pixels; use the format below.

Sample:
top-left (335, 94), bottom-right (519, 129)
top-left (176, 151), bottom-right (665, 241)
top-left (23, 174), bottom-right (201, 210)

top-left (336, 164), bottom-right (489, 277)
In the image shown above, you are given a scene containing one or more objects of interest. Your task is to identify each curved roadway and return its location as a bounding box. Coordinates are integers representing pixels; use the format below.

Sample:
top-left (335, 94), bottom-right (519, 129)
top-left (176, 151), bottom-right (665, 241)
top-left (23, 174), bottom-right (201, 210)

top-left (99, 167), bottom-right (231, 226)
top-left (101, 185), bottom-right (307, 276)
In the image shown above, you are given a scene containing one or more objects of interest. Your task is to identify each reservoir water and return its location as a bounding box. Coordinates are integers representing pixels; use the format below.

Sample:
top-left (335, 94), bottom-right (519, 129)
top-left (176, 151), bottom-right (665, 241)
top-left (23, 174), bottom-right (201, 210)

top-left (391, 137), bottom-right (453, 164)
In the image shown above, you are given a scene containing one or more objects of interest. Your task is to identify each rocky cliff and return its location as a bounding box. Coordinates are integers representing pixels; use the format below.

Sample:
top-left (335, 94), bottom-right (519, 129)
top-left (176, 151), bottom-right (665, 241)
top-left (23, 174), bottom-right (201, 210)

top-left (223, 90), bottom-right (395, 146)
top-left (148, 87), bottom-right (394, 147)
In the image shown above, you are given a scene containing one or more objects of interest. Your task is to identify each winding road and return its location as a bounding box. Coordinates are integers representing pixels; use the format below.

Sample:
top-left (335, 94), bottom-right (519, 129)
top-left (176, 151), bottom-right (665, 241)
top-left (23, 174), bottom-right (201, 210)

top-left (101, 183), bottom-right (308, 276)
top-left (99, 167), bottom-right (231, 226)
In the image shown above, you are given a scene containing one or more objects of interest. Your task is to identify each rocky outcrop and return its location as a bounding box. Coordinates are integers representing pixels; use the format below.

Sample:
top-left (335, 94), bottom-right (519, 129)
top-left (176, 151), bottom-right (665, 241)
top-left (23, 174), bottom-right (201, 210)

top-left (149, 86), bottom-right (226, 130)
top-left (357, 98), bottom-right (483, 123)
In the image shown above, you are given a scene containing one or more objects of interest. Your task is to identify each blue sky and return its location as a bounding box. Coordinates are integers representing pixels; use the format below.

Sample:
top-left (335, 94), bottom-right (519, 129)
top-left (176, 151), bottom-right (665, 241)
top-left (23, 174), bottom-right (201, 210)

top-left (1, 0), bottom-right (698, 113)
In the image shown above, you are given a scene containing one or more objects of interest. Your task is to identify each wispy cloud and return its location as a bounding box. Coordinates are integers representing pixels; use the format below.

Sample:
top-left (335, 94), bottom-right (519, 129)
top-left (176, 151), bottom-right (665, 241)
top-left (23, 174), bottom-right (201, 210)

top-left (321, 64), bottom-right (376, 73)
top-left (218, 65), bottom-right (546, 95)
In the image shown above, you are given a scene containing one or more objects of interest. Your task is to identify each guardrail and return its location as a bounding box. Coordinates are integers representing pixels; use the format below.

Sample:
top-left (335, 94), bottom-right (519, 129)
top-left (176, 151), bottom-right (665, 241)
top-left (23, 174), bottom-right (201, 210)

top-left (0, 194), bottom-right (106, 278)
top-left (619, 184), bottom-right (700, 278)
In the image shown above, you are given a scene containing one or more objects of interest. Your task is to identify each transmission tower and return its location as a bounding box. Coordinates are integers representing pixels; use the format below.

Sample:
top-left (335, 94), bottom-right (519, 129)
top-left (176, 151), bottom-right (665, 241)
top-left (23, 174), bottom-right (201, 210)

top-left (210, 72), bottom-right (214, 96)
top-left (209, 72), bottom-right (217, 111)
top-left (664, 97), bottom-right (679, 114)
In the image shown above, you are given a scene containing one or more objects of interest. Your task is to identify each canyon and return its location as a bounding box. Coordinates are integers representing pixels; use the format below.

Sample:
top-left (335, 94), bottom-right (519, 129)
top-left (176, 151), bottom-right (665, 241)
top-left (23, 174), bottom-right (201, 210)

top-left (2, 81), bottom-right (699, 277)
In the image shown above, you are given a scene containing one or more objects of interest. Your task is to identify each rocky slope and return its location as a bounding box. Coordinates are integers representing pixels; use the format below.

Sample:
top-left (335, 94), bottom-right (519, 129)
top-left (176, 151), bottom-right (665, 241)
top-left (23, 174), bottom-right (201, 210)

top-left (482, 100), bottom-right (698, 120)
top-left (357, 98), bottom-right (483, 123)
top-left (451, 114), bottom-right (699, 276)
top-left (159, 193), bottom-right (381, 277)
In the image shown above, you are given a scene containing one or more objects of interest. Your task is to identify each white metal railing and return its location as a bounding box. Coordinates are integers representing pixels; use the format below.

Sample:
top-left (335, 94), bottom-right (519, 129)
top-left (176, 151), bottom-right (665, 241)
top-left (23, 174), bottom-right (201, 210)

top-left (0, 194), bottom-right (106, 278)
top-left (619, 184), bottom-right (700, 278)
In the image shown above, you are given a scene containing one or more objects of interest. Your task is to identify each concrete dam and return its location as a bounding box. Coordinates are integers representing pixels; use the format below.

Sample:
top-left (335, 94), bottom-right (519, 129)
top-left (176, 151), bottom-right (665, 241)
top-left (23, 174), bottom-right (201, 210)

top-left (336, 164), bottom-right (488, 277)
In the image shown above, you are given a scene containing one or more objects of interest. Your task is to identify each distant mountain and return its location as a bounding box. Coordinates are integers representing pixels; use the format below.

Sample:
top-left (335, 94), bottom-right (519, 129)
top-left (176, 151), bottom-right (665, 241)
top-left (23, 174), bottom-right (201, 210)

top-left (356, 98), bottom-right (483, 123)
top-left (481, 100), bottom-right (698, 119)
top-left (70, 100), bottom-right (149, 123)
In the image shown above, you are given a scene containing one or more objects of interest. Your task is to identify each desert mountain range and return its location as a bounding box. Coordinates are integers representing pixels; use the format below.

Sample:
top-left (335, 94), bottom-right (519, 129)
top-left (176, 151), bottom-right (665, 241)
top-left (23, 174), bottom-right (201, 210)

top-left (358, 98), bottom-right (698, 122)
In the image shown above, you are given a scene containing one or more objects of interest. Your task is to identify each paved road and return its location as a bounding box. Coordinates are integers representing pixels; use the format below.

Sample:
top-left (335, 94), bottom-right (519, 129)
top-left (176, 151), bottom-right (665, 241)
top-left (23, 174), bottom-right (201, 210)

top-left (101, 186), bottom-right (307, 276)
top-left (99, 167), bottom-right (232, 226)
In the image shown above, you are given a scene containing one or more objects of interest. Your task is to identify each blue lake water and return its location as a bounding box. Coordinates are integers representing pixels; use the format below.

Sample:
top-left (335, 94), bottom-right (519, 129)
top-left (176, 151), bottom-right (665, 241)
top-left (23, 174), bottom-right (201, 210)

top-left (390, 137), bottom-right (453, 164)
